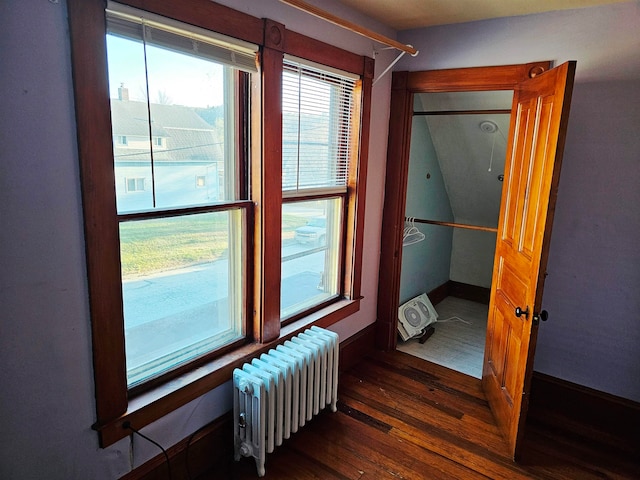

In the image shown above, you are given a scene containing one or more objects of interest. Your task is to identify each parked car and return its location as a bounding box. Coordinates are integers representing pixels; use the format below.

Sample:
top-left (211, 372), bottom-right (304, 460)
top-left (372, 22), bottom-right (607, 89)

top-left (294, 217), bottom-right (326, 245)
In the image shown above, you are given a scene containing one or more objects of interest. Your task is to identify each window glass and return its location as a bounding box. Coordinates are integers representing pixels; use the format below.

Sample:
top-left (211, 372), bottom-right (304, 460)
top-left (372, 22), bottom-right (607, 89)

top-left (106, 8), bottom-right (253, 388)
top-left (281, 198), bottom-right (342, 319)
top-left (121, 211), bottom-right (244, 387)
top-left (107, 34), bottom-right (232, 213)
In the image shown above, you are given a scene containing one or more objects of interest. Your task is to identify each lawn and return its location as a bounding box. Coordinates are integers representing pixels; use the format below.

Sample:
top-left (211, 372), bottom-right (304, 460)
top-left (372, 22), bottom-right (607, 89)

top-left (119, 211), bottom-right (307, 277)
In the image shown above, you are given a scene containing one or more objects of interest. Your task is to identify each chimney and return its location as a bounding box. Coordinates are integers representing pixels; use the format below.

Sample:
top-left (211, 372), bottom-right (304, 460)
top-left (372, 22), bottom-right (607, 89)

top-left (118, 83), bottom-right (129, 101)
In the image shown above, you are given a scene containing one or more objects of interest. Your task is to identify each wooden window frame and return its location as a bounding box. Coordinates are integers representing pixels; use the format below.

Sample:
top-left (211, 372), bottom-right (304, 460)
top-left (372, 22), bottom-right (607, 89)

top-left (279, 57), bottom-right (360, 324)
top-left (67, 0), bottom-right (372, 447)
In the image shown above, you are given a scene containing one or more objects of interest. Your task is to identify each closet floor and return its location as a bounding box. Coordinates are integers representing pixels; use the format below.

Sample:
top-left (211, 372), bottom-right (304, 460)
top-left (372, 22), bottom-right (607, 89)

top-left (397, 296), bottom-right (488, 378)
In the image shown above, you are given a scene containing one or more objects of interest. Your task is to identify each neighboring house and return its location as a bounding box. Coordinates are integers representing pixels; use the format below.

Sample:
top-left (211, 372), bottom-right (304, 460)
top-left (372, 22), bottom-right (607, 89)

top-left (282, 109), bottom-right (332, 190)
top-left (112, 85), bottom-right (342, 210)
top-left (110, 87), bottom-right (225, 212)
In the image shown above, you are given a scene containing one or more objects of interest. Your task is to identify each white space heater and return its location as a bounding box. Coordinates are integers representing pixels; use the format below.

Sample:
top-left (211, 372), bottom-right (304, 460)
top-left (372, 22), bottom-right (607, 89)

top-left (233, 326), bottom-right (339, 477)
top-left (398, 293), bottom-right (438, 341)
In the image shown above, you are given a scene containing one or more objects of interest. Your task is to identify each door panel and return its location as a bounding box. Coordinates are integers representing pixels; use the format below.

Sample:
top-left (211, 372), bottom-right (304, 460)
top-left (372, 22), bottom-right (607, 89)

top-left (521, 96), bottom-right (554, 256)
top-left (483, 61), bottom-right (576, 457)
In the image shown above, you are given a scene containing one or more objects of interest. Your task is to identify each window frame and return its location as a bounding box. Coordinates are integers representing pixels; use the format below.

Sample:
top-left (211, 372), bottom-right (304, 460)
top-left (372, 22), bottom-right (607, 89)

top-left (68, 0), bottom-right (372, 447)
top-left (279, 57), bottom-right (360, 323)
top-left (106, 10), bottom-right (253, 390)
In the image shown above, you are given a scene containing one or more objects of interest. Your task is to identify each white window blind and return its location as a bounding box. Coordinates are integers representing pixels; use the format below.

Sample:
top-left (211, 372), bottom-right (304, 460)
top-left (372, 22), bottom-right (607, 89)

top-left (282, 58), bottom-right (357, 194)
top-left (106, 2), bottom-right (258, 73)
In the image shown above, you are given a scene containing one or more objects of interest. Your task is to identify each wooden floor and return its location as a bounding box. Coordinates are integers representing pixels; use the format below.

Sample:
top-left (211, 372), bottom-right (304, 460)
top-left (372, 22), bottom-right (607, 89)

top-left (220, 351), bottom-right (639, 480)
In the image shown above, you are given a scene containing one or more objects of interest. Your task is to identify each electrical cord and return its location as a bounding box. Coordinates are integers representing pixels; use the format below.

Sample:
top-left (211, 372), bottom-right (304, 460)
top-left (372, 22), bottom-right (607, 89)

top-left (123, 421), bottom-right (173, 480)
top-left (437, 316), bottom-right (472, 325)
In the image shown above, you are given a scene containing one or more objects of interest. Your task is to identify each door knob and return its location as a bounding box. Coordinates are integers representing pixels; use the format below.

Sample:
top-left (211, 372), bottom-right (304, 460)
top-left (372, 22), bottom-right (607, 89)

top-left (533, 310), bottom-right (549, 325)
top-left (515, 306), bottom-right (529, 319)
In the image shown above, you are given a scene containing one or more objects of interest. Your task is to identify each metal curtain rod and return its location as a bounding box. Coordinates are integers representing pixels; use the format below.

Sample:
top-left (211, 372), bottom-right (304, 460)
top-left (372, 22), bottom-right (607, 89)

top-left (279, 0), bottom-right (419, 56)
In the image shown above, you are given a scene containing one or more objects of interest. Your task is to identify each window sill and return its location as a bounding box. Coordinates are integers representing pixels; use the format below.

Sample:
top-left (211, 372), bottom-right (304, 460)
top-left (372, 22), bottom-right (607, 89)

top-left (94, 298), bottom-right (360, 447)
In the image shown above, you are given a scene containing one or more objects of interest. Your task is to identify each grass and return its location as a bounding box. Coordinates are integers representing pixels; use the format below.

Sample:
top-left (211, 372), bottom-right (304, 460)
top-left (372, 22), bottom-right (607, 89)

top-left (119, 212), bottom-right (307, 277)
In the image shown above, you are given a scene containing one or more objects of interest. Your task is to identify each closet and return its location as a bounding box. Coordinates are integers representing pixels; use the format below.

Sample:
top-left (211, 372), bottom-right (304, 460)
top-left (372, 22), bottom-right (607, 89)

top-left (377, 62), bottom-right (576, 457)
top-left (396, 89), bottom-right (513, 378)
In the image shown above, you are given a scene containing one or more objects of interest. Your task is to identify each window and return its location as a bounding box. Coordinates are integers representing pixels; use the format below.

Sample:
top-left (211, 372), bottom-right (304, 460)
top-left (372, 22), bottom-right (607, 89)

top-left (106, 3), bottom-right (256, 389)
top-left (68, 0), bottom-right (371, 448)
top-left (125, 177), bottom-right (145, 192)
top-left (281, 58), bottom-right (358, 320)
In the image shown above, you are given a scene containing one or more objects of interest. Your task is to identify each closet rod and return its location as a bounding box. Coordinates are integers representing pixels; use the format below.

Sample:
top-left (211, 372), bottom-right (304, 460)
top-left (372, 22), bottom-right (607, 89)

top-left (414, 109), bottom-right (511, 116)
top-left (409, 217), bottom-right (498, 233)
top-left (278, 0), bottom-right (418, 55)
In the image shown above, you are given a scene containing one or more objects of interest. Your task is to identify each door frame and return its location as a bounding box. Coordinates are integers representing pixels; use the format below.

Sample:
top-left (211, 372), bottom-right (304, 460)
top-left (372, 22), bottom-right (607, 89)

top-left (375, 62), bottom-right (551, 351)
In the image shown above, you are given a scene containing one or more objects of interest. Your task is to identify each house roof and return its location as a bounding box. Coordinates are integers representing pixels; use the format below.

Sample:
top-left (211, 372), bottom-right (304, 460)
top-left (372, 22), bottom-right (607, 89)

top-left (110, 99), bottom-right (224, 163)
top-left (110, 99), bottom-right (216, 133)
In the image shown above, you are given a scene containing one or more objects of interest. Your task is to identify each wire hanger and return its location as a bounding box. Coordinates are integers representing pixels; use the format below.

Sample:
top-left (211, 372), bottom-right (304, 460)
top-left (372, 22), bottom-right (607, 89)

top-left (403, 217), bottom-right (425, 246)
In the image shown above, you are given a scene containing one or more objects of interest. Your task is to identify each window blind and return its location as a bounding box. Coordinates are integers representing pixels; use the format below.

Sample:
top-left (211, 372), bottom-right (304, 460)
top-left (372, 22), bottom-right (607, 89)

top-left (106, 2), bottom-right (258, 73)
top-left (282, 58), bottom-right (357, 194)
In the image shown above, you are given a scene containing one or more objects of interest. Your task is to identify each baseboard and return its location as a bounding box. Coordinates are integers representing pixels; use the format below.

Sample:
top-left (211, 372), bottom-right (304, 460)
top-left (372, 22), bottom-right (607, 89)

top-left (120, 324), bottom-right (377, 479)
top-left (427, 281), bottom-right (450, 306)
top-left (426, 280), bottom-right (491, 306)
top-left (339, 322), bottom-right (376, 372)
top-left (529, 372), bottom-right (640, 455)
top-left (448, 280), bottom-right (490, 305)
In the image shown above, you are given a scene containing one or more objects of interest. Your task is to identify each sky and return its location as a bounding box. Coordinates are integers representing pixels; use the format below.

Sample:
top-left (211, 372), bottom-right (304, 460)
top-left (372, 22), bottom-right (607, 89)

top-left (106, 34), bottom-right (225, 108)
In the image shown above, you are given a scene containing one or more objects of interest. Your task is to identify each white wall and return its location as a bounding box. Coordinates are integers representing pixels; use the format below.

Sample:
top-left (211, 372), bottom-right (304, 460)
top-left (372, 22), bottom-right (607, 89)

top-left (398, 1), bottom-right (640, 402)
top-left (0, 0), bottom-right (396, 477)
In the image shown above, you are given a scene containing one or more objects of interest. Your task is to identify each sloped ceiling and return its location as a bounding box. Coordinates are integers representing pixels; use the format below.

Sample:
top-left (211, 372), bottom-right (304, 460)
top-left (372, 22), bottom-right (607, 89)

top-left (415, 90), bottom-right (513, 228)
top-left (336, 0), bottom-right (633, 30)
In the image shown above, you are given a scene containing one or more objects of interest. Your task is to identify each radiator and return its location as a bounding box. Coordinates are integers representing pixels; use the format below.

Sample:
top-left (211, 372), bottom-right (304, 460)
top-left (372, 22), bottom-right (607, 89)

top-left (233, 326), bottom-right (339, 477)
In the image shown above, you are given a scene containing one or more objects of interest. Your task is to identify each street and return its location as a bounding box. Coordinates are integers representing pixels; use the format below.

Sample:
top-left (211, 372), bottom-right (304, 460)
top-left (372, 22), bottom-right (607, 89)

top-left (122, 240), bottom-right (329, 383)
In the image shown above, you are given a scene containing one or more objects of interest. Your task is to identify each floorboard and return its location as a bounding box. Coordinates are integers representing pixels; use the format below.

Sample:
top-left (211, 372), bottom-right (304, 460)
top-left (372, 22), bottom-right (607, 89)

top-left (218, 350), bottom-right (639, 479)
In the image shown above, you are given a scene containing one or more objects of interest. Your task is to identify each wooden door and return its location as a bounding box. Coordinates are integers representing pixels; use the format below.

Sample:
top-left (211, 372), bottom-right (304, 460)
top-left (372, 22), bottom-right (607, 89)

top-left (482, 61), bottom-right (576, 457)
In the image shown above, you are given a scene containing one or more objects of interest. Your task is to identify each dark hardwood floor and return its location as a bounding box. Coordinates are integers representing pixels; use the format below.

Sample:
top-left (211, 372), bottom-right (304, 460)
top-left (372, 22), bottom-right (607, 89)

top-left (218, 350), bottom-right (639, 480)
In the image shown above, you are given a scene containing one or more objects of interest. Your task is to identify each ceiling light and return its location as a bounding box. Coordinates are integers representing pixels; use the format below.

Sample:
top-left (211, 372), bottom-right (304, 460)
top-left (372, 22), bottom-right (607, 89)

top-left (479, 120), bottom-right (498, 133)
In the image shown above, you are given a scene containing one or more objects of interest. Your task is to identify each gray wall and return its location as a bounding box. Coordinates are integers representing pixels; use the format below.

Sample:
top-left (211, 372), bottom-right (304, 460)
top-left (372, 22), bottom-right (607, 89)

top-left (449, 229), bottom-right (496, 288)
top-left (400, 114), bottom-right (454, 303)
top-left (398, 1), bottom-right (640, 402)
